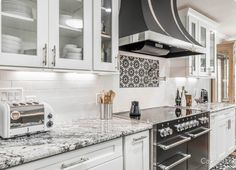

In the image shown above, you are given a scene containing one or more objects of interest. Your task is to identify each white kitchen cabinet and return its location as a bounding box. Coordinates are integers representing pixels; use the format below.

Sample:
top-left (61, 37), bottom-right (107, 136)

top-left (93, 0), bottom-right (119, 72)
top-left (48, 0), bottom-right (93, 70)
top-left (124, 131), bottom-right (150, 170)
top-left (170, 8), bottom-right (217, 78)
top-left (0, 0), bottom-right (49, 68)
top-left (9, 138), bottom-right (123, 170)
top-left (209, 108), bottom-right (236, 169)
top-left (0, 0), bottom-right (119, 72)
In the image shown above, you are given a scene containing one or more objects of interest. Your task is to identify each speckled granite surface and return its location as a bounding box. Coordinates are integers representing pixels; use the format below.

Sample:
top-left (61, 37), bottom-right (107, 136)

top-left (0, 118), bottom-right (152, 169)
top-left (191, 103), bottom-right (236, 113)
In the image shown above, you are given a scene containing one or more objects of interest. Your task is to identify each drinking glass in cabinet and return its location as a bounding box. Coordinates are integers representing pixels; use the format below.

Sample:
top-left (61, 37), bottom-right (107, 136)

top-left (59, 0), bottom-right (84, 61)
top-left (101, 0), bottom-right (112, 63)
top-left (1, 0), bottom-right (37, 55)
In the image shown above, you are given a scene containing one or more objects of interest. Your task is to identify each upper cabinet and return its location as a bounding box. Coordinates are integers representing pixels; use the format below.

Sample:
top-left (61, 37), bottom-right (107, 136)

top-left (49, 0), bottom-right (93, 70)
top-left (0, 0), bottom-right (48, 68)
top-left (0, 0), bottom-right (119, 72)
top-left (170, 8), bottom-right (217, 78)
top-left (93, 0), bottom-right (119, 72)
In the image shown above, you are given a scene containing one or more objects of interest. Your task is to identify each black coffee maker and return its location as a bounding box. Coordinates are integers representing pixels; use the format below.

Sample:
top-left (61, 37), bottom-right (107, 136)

top-left (130, 101), bottom-right (141, 117)
top-left (201, 89), bottom-right (208, 103)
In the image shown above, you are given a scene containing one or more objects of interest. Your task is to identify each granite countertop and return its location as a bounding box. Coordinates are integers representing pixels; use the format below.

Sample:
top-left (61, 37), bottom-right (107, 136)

top-left (191, 103), bottom-right (236, 113)
top-left (0, 118), bottom-right (152, 169)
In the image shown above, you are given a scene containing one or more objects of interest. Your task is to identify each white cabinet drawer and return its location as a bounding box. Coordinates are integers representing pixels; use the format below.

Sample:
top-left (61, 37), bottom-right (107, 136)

top-left (9, 138), bottom-right (122, 170)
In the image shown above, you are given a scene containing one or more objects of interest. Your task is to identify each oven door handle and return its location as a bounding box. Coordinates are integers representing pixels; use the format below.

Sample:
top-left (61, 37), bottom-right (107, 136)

top-left (157, 136), bottom-right (191, 150)
top-left (158, 152), bottom-right (191, 170)
top-left (186, 127), bottom-right (211, 138)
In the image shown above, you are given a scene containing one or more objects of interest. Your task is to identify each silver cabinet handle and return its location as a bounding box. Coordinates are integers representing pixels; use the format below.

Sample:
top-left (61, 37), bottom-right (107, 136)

top-left (133, 136), bottom-right (147, 143)
top-left (52, 45), bottom-right (56, 67)
top-left (43, 44), bottom-right (48, 66)
top-left (157, 136), bottom-right (191, 151)
top-left (158, 153), bottom-right (191, 170)
top-left (186, 127), bottom-right (211, 138)
top-left (61, 157), bottom-right (89, 169)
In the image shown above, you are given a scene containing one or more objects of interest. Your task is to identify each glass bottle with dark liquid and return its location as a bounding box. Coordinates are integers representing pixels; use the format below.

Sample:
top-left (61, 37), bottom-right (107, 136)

top-left (175, 89), bottom-right (181, 106)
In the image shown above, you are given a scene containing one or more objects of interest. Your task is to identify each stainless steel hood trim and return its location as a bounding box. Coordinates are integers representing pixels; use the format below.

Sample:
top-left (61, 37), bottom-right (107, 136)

top-left (119, 31), bottom-right (206, 54)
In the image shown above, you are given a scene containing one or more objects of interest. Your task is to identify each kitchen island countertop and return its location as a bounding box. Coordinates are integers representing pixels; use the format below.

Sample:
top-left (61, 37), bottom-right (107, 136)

top-left (0, 118), bottom-right (152, 169)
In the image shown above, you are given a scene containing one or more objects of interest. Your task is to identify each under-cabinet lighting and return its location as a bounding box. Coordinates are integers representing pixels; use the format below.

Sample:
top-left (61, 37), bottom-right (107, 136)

top-left (64, 73), bottom-right (97, 81)
top-left (66, 19), bottom-right (83, 29)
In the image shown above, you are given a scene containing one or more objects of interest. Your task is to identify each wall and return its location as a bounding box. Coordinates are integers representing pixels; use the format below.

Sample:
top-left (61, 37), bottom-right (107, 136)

top-left (0, 71), bottom-right (102, 121)
top-left (0, 52), bottom-right (211, 121)
top-left (101, 51), bottom-right (211, 113)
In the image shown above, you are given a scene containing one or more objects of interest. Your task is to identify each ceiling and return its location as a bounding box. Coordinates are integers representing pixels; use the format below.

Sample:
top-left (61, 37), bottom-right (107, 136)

top-left (177, 0), bottom-right (236, 39)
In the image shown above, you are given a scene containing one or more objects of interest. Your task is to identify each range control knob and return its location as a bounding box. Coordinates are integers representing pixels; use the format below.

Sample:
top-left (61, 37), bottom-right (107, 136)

top-left (180, 123), bottom-right (186, 131)
top-left (47, 113), bottom-right (53, 119)
top-left (47, 121), bottom-right (54, 128)
top-left (166, 127), bottom-right (173, 135)
top-left (199, 117), bottom-right (209, 124)
top-left (174, 124), bottom-right (181, 132)
top-left (159, 129), bottom-right (166, 138)
top-left (189, 121), bottom-right (194, 128)
top-left (185, 122), bottom-right (190, 130)
top-left (193, 120), bottom-right (199, 127)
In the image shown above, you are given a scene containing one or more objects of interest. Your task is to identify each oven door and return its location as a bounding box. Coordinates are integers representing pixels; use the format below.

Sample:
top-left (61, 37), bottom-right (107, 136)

top-left (155, 135), bottom-right (191, 170)
top-left (10, 105), bottom-right (45, 129)
top-left (186, 127), bottom-right (210, 170)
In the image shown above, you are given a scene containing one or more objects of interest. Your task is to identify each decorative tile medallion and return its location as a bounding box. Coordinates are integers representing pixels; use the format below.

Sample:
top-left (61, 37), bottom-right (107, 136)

top-left (120, 55), bottom-right (159, 88)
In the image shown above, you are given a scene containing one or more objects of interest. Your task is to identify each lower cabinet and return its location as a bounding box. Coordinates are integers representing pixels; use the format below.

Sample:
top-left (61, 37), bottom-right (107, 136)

top-left (8, 130), bottom-right (150, 170)
top-left (9, 138), bottom-right (123, 170)
top-left (124, 131), bottom-right (150, 170)
top-left (210, 108), bottom-right (236, 168)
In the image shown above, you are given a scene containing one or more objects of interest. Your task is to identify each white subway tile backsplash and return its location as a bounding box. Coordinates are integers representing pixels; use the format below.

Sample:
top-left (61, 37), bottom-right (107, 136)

top-left (0, 53), bottom-right (211, 121)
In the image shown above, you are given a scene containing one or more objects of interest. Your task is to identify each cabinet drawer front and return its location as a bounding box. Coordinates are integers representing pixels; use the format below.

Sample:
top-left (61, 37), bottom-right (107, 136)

top-left (9, 138), bottom-right (122, 170)
top-left (39, 139), bottom-right (122, 170)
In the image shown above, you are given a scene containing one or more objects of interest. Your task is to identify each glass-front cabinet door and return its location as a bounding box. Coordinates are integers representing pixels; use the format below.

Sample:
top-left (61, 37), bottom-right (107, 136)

top-left (198, 22), bottom-right (209, 76)
top-left (93, 0), bottom-right (119, 72)
top-left (188, 16), bottom-right (199, 76)
top-left (0, 0), bottom-right (48, 67)
top-left (49, 0), bottom-right (92, 70)
top-left (209, 31), bottom-right (216, 77)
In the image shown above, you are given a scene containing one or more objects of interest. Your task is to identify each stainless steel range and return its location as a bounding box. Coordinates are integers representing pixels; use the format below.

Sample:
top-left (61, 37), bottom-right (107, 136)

top-left (115, 106), bottom-right (210, 170)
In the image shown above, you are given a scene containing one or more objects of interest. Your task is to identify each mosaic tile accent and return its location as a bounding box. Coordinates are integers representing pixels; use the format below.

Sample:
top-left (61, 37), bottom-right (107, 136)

top-left (211, 155), bottom-right (236, 170)
top-left (120, 55), bottom-right (159, 88)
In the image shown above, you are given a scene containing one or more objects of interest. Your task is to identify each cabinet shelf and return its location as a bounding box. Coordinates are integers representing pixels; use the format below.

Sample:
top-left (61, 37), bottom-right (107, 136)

top-left (2, 12), bottom-right (36, 33)
top-left (101, 33), bottom-right (111, 39)
top-left (1, 12), bottom-right (34, 22)
top-left (59, 25), bottom-right (82, 37)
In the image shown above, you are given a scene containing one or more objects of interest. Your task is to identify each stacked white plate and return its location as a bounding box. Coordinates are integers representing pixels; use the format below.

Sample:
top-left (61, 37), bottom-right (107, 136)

top-left (63, 44), bottom-right (83, 60)
top-left (2, 34), bottom-right (22, 54)
top-left (2, 0), bottom-right (33, 18)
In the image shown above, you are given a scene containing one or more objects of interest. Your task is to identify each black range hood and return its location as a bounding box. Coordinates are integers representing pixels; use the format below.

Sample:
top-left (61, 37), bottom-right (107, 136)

top-left (119, 0), bottom-right (206, 58)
